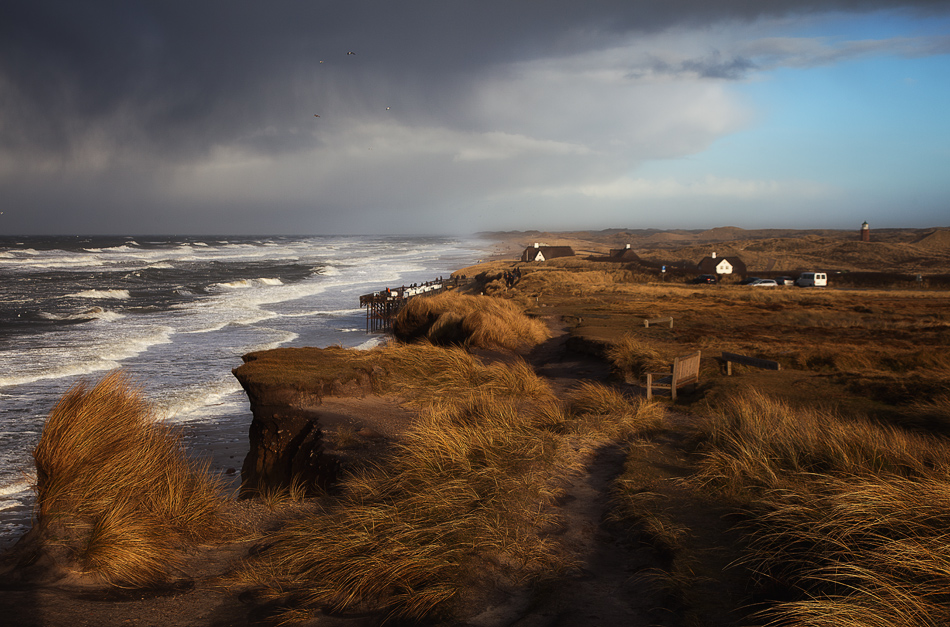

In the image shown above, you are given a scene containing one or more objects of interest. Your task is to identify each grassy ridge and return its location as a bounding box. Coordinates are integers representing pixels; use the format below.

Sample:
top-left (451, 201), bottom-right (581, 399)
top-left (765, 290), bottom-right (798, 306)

top-left (31, 372), bottom-right (232, 586)
top-left (237, 345), bottom-right (662, 623)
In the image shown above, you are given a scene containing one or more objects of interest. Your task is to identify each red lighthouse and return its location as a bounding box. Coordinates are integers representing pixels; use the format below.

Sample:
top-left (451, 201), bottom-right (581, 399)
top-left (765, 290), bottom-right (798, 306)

top-left (860, 221), bottom-right (870, 242)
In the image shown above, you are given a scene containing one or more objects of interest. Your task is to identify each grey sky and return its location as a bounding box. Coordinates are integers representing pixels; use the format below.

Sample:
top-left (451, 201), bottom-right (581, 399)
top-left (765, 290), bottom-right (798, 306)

top-left (2, 1), bottom-right (949, 234)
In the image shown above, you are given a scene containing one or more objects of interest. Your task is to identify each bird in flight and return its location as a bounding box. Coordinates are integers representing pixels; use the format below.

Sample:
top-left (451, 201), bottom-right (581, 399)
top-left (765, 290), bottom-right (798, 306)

top-left (347, 51), bottom-right (356, 55)
top-left (314, 114), bottom-right (320, 117)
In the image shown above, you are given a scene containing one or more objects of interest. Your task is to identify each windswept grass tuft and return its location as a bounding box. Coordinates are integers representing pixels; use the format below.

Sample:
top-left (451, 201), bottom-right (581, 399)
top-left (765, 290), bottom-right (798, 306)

top-left (743, 473), bottom-right (950, 627)
top-left (392, 291), bottom-right (549, 350)
top-left (696, 388), bottom-right (950, 626)
top-left (693, 388), bottom-right (950, 496)
top-left (31, 372), bottom-right (232, 586)
top-left (561, 382), bottom-right (665, 438)
top-left (605, 333), bottom-right (668, 381)
top-left (378, 341), bottom-right (554, 405)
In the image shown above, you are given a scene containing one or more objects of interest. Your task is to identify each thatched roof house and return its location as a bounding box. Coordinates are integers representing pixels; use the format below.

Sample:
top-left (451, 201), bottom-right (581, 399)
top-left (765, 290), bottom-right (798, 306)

top-left (697, 253), bottom-right (747, 275)
top-left (606, 244), bottom-right (642, 262)
top-left (521, 244), bottom-right (575, 262)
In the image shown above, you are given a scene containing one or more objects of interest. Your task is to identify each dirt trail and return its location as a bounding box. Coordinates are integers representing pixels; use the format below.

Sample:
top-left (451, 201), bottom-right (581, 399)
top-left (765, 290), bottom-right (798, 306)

top-left (485, 317), bottom-right (752, 627)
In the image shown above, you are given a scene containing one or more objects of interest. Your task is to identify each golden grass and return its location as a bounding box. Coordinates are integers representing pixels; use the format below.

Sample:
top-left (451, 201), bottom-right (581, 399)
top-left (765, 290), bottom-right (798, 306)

top-left (605, 333), bottom-right (669, 380)
top-left (377, 341), bottom-right (554, 405)
top-left (506, 266), bottom-right (639, 297)
top-left (31, 372), bottom-right (232, 586)
top-left (562, 381), bottom-right (665, 438)
top-left (694, 389), bottom-right (950, 495)
top-left (234, 344), bottom-right (665, 623)
top-left (392, 291), bottom-right (549, 350)
top-left (238, 392), bottom-right (565, 622)
top-left (693, 388), bottom-right (950, 626)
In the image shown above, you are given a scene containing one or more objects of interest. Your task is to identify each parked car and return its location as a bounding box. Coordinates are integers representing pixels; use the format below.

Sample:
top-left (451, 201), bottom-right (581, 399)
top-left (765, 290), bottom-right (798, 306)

top-left (738, 276), bottom-right (761, 285)
top-left (750, 278), bottom-right (777, 287)
top-left (775, 276), bottom-right (795, 286)
top-left (691, 274), bottom-right (718, 284)
top-left (795, 272), bottom-right (828, 287)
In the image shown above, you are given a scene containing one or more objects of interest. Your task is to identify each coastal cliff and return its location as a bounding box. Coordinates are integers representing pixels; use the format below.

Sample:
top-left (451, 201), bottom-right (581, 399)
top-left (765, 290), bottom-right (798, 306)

top-left (231, 347), bottom-right (382, 497)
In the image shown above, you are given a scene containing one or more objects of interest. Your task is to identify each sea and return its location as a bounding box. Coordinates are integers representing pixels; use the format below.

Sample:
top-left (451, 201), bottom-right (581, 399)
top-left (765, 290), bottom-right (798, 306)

top-left (0, 234), bottom-right (489, 549)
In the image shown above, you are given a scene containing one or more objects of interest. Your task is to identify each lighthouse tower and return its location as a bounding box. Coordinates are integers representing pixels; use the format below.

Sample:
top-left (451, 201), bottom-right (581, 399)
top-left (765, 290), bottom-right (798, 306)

top-left (860, 221), bottom-right (870, 242)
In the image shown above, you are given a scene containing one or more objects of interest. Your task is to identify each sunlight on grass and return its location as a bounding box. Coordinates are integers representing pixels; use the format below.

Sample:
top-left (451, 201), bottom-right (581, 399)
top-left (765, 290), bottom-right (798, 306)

top-left (31, 372), bottom-right (233, 586)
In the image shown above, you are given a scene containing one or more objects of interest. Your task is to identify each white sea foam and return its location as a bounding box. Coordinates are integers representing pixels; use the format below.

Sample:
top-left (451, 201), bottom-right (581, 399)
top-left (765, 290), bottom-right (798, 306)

top-left (0, 479), bottom-right (32, 499)
top-left (247, 330), bottom-right (300, 353)
top-left (39, 308), bottom-right (125, 323)
top-left (67, 289), bottom-right (131, 300)
top-left (355, 336), bottom-right (385, 350)
top-left (0, 325), bottom-right (175, 388)
top-left (207, 278), bottom-right (284, 291)
top-left (279, 307), bottom-right (361, 319)
top-left (158, 379), bottom-right (245, 422)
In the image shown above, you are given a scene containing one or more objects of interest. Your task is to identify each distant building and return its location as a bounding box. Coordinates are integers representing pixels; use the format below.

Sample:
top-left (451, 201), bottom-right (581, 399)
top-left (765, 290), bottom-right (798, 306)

top-left (606, 243), bottom-right (642, 262)
top-left (521, 243), bottom-right (575, 262)
top-left (697, 252), bottom-right (747, 276)
top-left (860, 221), bottom-right (870, 242)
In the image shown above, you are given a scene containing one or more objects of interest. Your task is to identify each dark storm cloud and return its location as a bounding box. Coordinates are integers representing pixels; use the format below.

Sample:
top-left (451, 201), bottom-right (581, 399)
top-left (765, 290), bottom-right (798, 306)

top-left (3, 0), bottom-right (949, 164)
top-left (2, 0), bottom-right (950, 235)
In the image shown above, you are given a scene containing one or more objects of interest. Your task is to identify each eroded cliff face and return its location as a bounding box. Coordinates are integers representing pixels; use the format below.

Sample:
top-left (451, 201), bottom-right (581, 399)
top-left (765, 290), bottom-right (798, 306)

top-left (231, 347), bottom-right (379, 498)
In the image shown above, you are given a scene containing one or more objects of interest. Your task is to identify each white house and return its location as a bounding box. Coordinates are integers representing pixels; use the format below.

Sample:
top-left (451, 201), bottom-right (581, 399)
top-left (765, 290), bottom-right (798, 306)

top-left (697, 252), bottom-right (746, 275)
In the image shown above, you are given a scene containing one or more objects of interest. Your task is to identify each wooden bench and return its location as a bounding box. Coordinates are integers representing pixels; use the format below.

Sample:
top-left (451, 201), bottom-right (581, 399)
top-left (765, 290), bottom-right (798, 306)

top-left (642, 316), bottom-right (673, 328)
top-left (645, 351), bottom-right (701, 401)
top-left (721, 351), bottom-right (781, 376)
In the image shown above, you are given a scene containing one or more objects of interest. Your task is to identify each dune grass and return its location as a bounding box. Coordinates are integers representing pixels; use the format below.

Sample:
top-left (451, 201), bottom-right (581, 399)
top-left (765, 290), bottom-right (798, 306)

top-left (392, 291), bottom-right (550, 350)
top-left (561, 381), bottom-right (665, 438)
top-left (31, 372), bottom-right (232, 587)
top-left (238, 394), bottom-right (565, 622)
top-left (235, 346), bottom-right (663, 623)
top-left (693, 389), bottom-right (950, 626)
top-left (605, 333), bottom-right (669, 381)
top-left (377, 341), bottom-right (553, 405)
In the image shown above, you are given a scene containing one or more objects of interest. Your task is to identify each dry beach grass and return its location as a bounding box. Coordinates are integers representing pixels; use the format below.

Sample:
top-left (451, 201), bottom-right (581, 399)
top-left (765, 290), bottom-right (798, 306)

top-left (27, 372), bottom-right (233, 587)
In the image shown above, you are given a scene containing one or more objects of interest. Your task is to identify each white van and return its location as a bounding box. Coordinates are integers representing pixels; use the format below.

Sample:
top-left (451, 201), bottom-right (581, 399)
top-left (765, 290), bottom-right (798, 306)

top-left (795, 272), bottom-right (827, 287)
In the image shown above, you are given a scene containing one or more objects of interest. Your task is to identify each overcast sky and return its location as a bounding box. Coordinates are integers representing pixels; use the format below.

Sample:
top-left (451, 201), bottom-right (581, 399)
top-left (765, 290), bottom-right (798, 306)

top-left (1, 1), bottom-right (949, 235)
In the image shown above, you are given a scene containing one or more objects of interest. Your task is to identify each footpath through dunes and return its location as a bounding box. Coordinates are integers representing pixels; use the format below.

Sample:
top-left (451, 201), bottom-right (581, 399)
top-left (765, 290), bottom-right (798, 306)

top-left (470, 317), bottom-right (752, 627)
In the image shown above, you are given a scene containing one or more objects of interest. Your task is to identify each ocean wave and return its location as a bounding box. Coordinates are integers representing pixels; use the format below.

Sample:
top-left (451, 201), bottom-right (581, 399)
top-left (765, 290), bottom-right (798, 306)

top-left (0, 256), bottom-right (106, 270)
top-left (206, 278), bottom-right (284, 292)
top-left (181, 309), bottom-right (280, 334)
top-left (157, 379), bottom-right (245, 422)
top-left (0, 325), bottom-right (175, 389)
top-left (66, 289), bottom-right (131, 300)
top-left (279, 307), bottom-right (362, 319)
top-left (247, 330), bottom-right (300, 353)
top-left (39, 307), bottom-right (125, 323)
top-left (355, 336), bottom-right (385, 350)
top-left (0, 479), bottom-right (32, 499)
